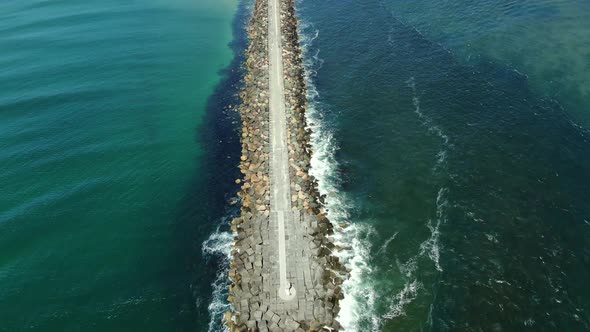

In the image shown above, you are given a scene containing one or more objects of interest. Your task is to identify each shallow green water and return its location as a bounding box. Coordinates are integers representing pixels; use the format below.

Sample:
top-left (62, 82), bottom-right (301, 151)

top-left (0, 0), bottom-right (239, 330)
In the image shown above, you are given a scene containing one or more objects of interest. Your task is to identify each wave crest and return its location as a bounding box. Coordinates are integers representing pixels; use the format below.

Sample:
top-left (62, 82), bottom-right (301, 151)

top-left (202, 226), bottom-right (233, 332)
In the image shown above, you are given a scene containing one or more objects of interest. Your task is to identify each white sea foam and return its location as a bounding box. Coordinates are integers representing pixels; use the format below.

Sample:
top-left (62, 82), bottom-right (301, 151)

top-left (382, 280), bottom-right (421, 319)
top-left (397, 255), bottom-right (419, 279)
top-left (383, 216), bottom-right (441, 321)
top-left (407, 77), bottom-right (451, 273)
top-left (202, 226), bottom-right (233, 332)
top-left (382, 254), bottom-right (423, 321)
top-left (381, 170), bottom-right (450, 321)
top-left (420, 219), bottom-right (442, 272)
top-left (417, 188), bottom-right (447, 273)
top-left (335, 223), bottom-right (379, 332)
top-left (202, 228), bottom-right (233, 259)
top-left (298, 15), bottom-right (378, 332)
top-left (377, 232), bottom-right (399, 255)
top-left (406, 76), bottom-right (452, 173)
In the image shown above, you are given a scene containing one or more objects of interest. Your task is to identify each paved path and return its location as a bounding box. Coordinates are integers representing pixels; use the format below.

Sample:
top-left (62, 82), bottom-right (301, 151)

top-left (268, 0), bottom-right (296, 302)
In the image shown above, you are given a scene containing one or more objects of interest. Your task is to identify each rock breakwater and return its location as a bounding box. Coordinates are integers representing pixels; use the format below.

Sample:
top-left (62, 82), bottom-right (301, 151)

top-left (225, 0), bottom-right (348, 331)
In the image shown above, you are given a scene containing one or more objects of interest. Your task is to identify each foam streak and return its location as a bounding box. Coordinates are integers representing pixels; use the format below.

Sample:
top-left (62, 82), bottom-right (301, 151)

top-left (297, 12), bottom-right (378, 332)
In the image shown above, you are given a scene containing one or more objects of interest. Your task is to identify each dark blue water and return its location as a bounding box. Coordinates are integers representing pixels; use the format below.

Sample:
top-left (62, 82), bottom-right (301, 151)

top-left (297, 0), bottom-right (590, 330)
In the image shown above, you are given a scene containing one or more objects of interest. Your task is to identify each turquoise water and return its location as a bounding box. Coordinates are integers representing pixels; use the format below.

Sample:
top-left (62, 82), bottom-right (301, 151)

top-left (2, 0), bottom-right (590, 331)
top-left (0, 0), bottom-right (242, 330)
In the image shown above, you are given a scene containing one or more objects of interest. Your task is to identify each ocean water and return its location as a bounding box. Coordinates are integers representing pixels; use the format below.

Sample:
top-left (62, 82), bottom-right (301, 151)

top-left (297, 0), bottom-right (590, 331)
top-left (2, 0), bottom-right (590, 331)
top-left (0, 0), bottom-right (245, 331)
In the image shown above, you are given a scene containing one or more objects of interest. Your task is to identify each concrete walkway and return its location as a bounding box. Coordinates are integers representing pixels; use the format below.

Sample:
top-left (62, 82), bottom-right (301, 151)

top-left (268, 0), bottom-right (296, 302)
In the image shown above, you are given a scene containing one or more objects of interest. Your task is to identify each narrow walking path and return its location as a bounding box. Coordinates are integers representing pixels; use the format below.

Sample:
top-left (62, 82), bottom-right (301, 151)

top-left (268, 0), bottom-right (296, 301)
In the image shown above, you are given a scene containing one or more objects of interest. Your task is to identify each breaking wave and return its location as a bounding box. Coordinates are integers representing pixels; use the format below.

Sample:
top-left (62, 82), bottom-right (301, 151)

top-left (298, 15), bottom-right (379, 332)
top-left (202, 225), bottom-right (234, 332)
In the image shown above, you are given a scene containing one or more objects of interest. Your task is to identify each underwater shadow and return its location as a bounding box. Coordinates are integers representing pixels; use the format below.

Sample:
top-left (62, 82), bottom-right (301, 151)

top-left (169, 0), bottom-right (253, 329)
